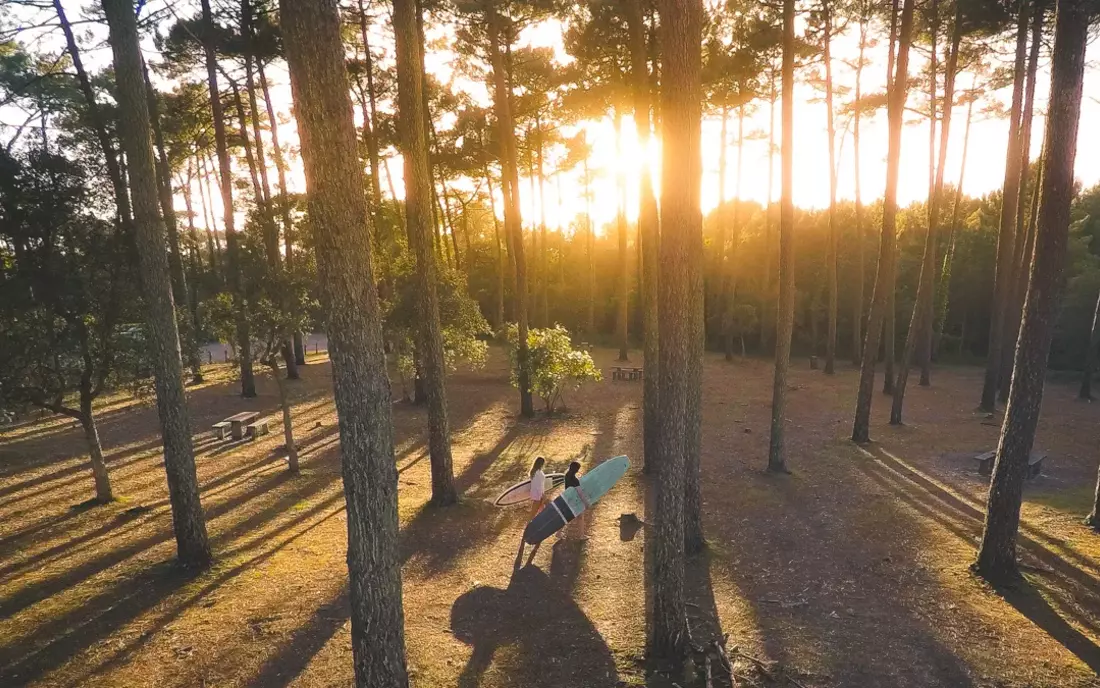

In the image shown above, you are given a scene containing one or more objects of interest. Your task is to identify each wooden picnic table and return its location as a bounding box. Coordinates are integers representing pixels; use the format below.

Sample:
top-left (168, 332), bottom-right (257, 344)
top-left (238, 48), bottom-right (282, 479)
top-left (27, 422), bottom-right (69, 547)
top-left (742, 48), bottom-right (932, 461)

top-left (225, 411), bottom-right (259, 441)
top-left (610, 366), bottom-right (644, 381)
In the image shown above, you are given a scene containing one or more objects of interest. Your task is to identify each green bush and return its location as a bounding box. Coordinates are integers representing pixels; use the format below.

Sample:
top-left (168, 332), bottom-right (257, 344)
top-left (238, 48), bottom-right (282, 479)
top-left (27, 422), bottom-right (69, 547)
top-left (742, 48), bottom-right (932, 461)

top-left (506, 324), bottom-right (601, 413)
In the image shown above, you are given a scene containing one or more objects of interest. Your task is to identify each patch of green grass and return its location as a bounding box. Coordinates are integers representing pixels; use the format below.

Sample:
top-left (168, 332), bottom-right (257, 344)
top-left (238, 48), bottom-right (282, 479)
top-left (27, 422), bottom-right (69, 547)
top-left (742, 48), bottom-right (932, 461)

top-left (1027, 485), bottom-right (1094, 514)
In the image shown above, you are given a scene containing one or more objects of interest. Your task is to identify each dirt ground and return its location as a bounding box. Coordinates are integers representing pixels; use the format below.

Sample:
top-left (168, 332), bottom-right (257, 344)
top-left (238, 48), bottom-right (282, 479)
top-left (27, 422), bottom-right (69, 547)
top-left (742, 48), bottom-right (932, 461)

top-left (2, 346), bottom-right (1100, 688)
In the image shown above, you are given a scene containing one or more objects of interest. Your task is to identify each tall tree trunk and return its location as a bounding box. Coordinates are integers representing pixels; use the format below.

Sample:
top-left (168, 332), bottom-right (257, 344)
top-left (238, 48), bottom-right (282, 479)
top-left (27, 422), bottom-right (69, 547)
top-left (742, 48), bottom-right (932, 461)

top-left (201, 0), bottom-right (255, 397)
top-left (180, 165), bottom-right (206, 352)
top-left (1081, 288), bottom-right (1100, 401)
top-left (487, 170), bottom-right (506, 329)
top-left (103, 0), bottom-right (211, 567)
top-left (768, 0), bottom-right (797, 473)
top-left (723, 105), bottom-right (745, 361)
top-left (265, 357), bottom-right (299, 473)
top-left (281, 1), bottom-right (408, 684)
top-left (852, 12), bottom-right (867, 365)
top-left (823, 0), bottom-right (838, 375)
top-left (394, 0), bottom-right (457, 506)
top-left (79, 389), bottom-right (113, 503)
top-left (356, 0), bottom-right (386, 216)
top-left (975, 0), bottom-right (1088, 579)
top-left (852, 0), bottom-right (915, 443)
top-left (999, 5), bottom-right (1044, 404)
top-left (627, 1), bottom-right (660, 478)
top-left (649, 0), bottom-right (701, 662)
top-left (891, 0), bottom-right (948, 422)
top-left (935, 82), bottom-right (974, 353)
top-left (585, 154), bottom-right (595, 335)
top-left (880, 0), bottom-right (901, 397)
top-left (761, 71), bottom-right (777, 353)
top-left (922, 3), bottom-right (963, 384)
top-left (715, 102), bottom-right (730, 347)
top-left (615, 112), bottom-right (630, 361)
top-left (144, 64), bottom-right (203, 385)
top-left (257, 62), bottom-right (307, 367)
top-left (198, 154), bottom-right (223, 263)
top-left (488, 11), bottom-right (533, 417)
top-left (980, 1), bottom-right (1030, 412)
top-left (535, 116), bottom-right (549, 326)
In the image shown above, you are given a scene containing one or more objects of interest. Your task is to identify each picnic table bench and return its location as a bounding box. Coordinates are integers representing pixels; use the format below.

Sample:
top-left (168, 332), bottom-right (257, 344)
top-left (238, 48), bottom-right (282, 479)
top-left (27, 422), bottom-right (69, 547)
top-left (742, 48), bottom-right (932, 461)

top-left (213, 411), bottom-right (260, 441)
top-left (973, 450), bottom-right (1047, 478)
top-left (611, 366), bottom-right (644, 381)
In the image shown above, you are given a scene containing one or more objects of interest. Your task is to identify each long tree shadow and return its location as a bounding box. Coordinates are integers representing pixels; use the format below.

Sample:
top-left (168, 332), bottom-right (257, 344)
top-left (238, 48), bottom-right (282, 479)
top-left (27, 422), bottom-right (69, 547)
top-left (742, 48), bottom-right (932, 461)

top-left (245, 584), bottom-right (350, 688)
top-left (451, 563), bottom-right (618, 688)
top-left (0, 472), bottom-right (344, 685)
top-left (856, 444), bottom-right (1100, 668)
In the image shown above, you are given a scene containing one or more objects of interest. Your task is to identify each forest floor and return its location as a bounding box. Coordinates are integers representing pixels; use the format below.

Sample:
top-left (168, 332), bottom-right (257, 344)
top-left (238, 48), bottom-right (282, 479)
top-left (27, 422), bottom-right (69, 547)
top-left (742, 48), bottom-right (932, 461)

top-left (2, 346), bottom-right (1100, 688)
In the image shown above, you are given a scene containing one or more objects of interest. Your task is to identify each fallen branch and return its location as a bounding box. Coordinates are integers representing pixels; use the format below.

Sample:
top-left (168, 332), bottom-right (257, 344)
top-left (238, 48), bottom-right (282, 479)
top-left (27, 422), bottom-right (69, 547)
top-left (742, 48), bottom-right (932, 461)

top-left (705, 654), bottom-right (713, 688)
top-left (733, 648), bottom-right (775, 682)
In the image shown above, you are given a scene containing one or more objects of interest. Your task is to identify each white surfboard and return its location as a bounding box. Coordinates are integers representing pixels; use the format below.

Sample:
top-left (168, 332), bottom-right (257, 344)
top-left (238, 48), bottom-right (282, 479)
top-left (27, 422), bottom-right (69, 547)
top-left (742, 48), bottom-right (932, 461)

top-left (493, 473), bottom-right (566, 507)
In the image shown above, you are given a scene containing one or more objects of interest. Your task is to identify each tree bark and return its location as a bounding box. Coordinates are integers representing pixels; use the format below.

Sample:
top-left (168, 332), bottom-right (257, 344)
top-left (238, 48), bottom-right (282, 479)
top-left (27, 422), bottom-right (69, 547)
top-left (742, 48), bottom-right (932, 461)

top-left (180, 164), bottom-right (206, 354)
top-left (264, 357), bottom-right (299, 473)
top-left (852, 12), bottom-right (867, 366)
top-left (1080, 287), bottom-right (1100, 401)
top-left (627, 1), bottom-right (660, 478)
top-left (999, 5), bottom-right (1044, 404)
top-left (768, 0), bottom-right (797, 472)
top-left (723, 106), bottom-right (745, 362)
top-left (980, 1), bottom-right (1030, 412)
top-left (394, 0), bottom-right (457, 506)
top-left (761, 71), bottom-right (777, 353)
top-left (102, 0), bottom-right (211, 568)
top-left (975, 0), bottom-right (1088, 581)
top-left (891, 0), bottom-right (951, 422)
top-left (615, 113), bottom-right (630, 362)
top-left (823, 0), bottom-right (838, 375)
top-left (649, 0), bottom-right (701, 662)
top-left (200, 0), bottom-right (255, 397)
top-left (281, 1), bottom-right (408, 684)
top-left (852, 0), bottom-right (915, 443)
top-left (488, 11), bottom-right (534, 417)
top-left (923, 3), bottom-right (963, 384)
top-left (79, 389), bottom-right (113, 503)
top-left (356, 0), bottom-right (386, 218)
top-left (935, 83), bottom-right (974, 353)
top-left (486, 170), bottom-right (506, 329)
top-left (536, 116), bottom-right (549, 326)
top-left (144, 64), bottom-right (203, 385)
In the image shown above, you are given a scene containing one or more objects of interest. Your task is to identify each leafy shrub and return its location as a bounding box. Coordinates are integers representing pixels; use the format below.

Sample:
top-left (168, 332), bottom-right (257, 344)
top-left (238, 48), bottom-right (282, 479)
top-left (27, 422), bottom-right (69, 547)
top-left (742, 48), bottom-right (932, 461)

top-left (506, 324), bottom-right (601, 413)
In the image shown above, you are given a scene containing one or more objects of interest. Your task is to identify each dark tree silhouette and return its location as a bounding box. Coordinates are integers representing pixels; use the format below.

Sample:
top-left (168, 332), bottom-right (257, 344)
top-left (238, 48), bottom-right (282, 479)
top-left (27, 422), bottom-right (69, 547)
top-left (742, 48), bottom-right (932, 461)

top-left (974, 0), bottom-right (1090, 582)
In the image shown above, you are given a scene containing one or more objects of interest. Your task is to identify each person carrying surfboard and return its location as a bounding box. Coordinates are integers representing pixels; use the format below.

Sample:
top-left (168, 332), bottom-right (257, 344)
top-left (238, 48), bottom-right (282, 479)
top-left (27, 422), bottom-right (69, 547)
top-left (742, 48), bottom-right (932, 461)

top-left (560, 461), bottom-right (591, 541)
top-left (528, 456), bottom-right (548, 519)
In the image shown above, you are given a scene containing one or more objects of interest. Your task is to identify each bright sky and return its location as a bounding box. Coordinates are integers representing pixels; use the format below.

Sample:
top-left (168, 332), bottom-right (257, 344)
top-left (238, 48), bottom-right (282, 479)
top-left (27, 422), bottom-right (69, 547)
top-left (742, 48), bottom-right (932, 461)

top-left (5, 2), bottom-right (1100, 237)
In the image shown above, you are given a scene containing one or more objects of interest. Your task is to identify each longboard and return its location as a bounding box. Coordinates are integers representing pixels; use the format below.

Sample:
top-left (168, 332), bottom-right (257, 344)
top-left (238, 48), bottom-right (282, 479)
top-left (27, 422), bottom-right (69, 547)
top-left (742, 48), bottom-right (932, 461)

top-left (522, 456), bottom-right (630, 545)
top-left (493, 473), bottom-right (566, 507)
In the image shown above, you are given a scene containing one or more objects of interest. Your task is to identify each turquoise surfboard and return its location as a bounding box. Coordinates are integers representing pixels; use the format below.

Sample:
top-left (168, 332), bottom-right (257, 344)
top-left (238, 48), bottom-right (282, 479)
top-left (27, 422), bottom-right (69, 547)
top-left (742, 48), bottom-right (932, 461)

top-left (522, 455), bottom-right (630, 545)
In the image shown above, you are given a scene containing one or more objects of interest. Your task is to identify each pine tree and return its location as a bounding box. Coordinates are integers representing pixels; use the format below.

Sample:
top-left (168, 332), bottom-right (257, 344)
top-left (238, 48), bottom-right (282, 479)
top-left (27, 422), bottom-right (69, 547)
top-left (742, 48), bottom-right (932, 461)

top-left (102, 0), bottom-right (211, 567)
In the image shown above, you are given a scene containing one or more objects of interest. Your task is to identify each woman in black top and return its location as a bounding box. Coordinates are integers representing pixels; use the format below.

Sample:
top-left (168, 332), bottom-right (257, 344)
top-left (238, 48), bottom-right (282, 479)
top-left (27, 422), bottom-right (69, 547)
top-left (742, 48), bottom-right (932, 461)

top-left (562, 461), bottom-right (590, 541)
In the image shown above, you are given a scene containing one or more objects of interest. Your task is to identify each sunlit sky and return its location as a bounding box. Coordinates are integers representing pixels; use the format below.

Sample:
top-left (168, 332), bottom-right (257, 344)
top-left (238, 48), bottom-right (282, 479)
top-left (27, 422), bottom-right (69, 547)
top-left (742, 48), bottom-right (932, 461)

top-left (4, 2), bottom-right (1100, 237)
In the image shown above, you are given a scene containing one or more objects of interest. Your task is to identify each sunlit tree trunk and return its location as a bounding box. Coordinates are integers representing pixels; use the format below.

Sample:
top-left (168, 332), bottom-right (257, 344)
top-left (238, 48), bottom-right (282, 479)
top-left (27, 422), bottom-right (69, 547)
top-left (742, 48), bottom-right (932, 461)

top-left (103, 0), bottom-right (212, 567)
top-left (852, 0), bottom-right (915, 443)
top-left (281, 1), bottom-right (408, 684)
top-left (922, 3), bottom-right (964, 384)
top-left (891, 0), bottom-right (947, 422)
top-left (852, 13), bottom-right (867, 365)
top-left (395, 0), bottom-right (457, 505)
top-left (265, 357), bottom-right (299, 473)
top-left (935, 81), bottom-right (974, 354)
top-left (980, 1), bottom-right (1030, 412)
top-left (614, 112), bottom-right (630, 361)
top-left (999, 5), bottom-right (1044, 404)
top-left (627, 1), bottom-right (660, 477)
top-left (535, 115), bottom-right (549, 325)
top-left (488, 10), bottom-right (534, 417)
top-left (768, 0), bottom-right (797, 472)
top-left (180, 164), bottom-right (205, 349)
top-left (761, 70), bottom-right (777, 353)
top-left (356, 0), bottom-right (386, 217)
top-left (649, 0), bottom-right (701, 662)
top-left (723, 105), bottom-right (745, 362)
top-left (823, 0), bottom-right (838, 375)
top-left (975, 0), bottom-right (1088, 580)
top-left (486, 169), bottom-right (506, 329)
top-left (715, 102), bottom-right (730, 348)
top-left (201, 0), bottom-right (255, 397)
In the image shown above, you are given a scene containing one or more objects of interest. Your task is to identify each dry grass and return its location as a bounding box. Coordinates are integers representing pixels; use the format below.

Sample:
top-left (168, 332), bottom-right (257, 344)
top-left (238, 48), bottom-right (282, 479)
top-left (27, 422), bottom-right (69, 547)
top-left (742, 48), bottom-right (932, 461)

top-left (1, 347), bottom-right (1100, 687)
